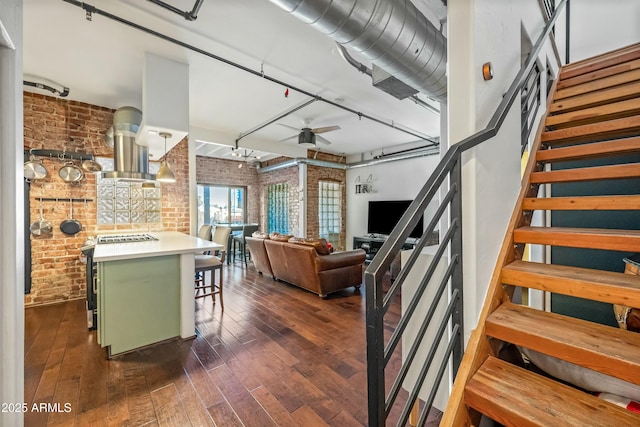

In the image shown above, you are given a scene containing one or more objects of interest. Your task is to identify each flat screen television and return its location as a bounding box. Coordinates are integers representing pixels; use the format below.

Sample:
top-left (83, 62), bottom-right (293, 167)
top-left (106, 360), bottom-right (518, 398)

top-left (367, 200), bottom-right (423, 239)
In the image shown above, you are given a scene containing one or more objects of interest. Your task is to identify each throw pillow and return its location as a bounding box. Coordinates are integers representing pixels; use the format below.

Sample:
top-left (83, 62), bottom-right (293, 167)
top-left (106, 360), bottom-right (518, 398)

top-left (269, 232), bottom-right (293, 242)
top-left (288, 237), bottom-right (331, 255)
top-left (252, 231), bottom-right (269, 239)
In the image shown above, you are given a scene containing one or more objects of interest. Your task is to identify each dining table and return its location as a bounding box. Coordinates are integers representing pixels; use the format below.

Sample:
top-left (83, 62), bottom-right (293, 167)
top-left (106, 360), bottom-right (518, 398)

top-left (214, 223), bottom-right (259, 264)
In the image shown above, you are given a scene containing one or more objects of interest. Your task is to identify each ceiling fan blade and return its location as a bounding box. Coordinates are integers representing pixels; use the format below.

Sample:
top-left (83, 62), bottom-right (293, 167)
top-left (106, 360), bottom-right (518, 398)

top-left (315, 135), bottom-right (332, 145)
top-left (311, 125), bottom-right (341, 134)
top-left (277, 123), bottom-right (302, 132)
top-left (279, 134), bottom-right (298, 143)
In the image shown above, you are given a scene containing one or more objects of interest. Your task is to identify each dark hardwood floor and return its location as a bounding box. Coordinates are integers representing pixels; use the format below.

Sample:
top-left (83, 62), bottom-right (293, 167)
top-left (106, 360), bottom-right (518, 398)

top-left (24, 262), bottom-right (443, 426)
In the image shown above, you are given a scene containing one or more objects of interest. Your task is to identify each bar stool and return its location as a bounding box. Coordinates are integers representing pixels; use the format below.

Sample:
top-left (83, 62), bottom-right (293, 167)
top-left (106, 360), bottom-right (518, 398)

top-left (194, 226), bottom-right (231, 308)
top-left (232, 224), bottom-right (259, 266)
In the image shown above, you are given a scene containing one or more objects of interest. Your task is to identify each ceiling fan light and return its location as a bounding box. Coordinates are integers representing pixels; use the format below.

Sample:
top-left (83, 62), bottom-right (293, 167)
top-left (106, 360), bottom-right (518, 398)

top-left (298, 131), bottom-right (316, 147)
top-left (156, 160), bottom-right (176, 183)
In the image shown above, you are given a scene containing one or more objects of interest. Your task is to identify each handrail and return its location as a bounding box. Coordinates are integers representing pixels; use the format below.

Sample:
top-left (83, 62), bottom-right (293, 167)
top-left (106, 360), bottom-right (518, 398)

top-left (364, 1), bottom-right (568, 425)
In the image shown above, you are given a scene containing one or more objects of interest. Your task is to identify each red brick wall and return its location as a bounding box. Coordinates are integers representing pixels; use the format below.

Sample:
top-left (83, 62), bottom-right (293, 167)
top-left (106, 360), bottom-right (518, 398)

top-left (306, 165), bottom-right (347, 250)
top-left (195, 156), bottom-right (260, 223)
top-left (24, 92), bottom-right (189, 306)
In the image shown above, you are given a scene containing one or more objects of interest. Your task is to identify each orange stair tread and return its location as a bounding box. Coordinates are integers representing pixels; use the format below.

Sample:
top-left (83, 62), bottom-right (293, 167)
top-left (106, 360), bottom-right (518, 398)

top-left (522, 195), bottom-right (640, 211)
top-left (529, 163), bottom-right (640, 183)
top-left (465, 356), bottom-right (640, 427)
top-left (513, 226), bottom-right (640, 252)
top-left (502, 260), bottom-right (640, 306)
top-left (536, 137), bottom-right (640, 162)
top-left (486, 302), bottom-right (640, 384)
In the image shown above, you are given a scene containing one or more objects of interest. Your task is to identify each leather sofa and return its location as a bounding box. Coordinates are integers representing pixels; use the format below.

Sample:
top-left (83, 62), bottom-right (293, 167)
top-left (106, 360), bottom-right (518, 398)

top-left (245, 234), bottom-right (366, 297)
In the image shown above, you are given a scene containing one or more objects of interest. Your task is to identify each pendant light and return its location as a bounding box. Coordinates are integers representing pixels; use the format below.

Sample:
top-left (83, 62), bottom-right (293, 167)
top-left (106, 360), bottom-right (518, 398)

top-left (156, 131), bottom-right (176, 183)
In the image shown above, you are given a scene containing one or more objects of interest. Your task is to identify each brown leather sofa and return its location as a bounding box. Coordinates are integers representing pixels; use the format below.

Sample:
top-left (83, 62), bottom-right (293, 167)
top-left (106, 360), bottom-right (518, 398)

top-left (245, 234), bottom-right (366, 297)
top-left (245, 236), bottom-right (274, 278)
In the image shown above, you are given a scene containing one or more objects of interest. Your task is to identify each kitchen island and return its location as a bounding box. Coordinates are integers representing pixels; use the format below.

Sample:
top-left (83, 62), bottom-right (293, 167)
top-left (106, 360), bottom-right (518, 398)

top-left (93, 231), bottom-right (221, 357)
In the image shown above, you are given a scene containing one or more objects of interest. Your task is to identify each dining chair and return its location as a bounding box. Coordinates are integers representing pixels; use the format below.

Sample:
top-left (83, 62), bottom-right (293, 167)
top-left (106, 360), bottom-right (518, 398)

top-left (194, 226), bottom-right (231, 309)
top-left (232, 224), bottom-right (259, 266)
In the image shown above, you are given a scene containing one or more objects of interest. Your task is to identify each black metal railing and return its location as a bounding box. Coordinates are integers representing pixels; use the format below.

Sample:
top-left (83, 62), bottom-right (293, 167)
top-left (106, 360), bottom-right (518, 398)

top-left (364, 1), bottom-right (568, 425)
top-left (521, 62), bottom-right (542, 153)
top-left (542, 0), bottom-right (556, 21)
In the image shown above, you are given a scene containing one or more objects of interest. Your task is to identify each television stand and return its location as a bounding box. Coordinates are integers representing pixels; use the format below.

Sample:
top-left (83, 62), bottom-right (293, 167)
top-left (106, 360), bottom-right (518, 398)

top-left (353, 235), bottom-right (416, 264)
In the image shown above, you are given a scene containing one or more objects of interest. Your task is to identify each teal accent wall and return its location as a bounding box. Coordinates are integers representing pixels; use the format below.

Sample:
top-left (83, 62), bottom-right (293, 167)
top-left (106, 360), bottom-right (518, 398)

top-left (551, 153), bottom-right (640, 326)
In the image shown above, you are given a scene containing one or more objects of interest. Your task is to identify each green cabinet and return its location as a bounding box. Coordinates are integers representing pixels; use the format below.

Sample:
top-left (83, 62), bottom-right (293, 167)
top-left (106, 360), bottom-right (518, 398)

top-left (97, 255), bottom-right (180, 356)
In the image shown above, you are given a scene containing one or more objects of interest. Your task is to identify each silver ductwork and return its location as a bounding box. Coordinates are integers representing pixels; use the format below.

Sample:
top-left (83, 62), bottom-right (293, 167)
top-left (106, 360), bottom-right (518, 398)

top-left (102, 106), bottom-right (155, 181)
top-left (269, 0), bottom-right (447, 103)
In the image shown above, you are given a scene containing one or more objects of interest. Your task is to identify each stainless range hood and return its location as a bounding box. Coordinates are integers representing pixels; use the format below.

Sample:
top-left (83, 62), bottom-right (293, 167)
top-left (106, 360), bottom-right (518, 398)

top-left (102, 106), bottom-right (156, 181)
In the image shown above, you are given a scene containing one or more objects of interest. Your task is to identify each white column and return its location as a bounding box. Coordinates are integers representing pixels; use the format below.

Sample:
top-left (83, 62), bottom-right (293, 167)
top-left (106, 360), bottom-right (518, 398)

top-left (0, 1), bottom-right (24, 426)
top-left (179, 253), bottom-right (196, 338)
top-left (298, 162), bottom-right (307, 237)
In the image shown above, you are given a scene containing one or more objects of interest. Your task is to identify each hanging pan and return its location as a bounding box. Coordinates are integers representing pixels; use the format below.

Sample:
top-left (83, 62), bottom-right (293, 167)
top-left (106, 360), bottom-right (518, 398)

top-left (24, 151), bottom-right (48, 180)
top-left (60, 198), bottom-right (82, 235)
top-left (59, 161), bottom-right (84, 183)
top-left (30, 200), bottom-right (52, 236)
top-left (81, 157), bottom-right (102, 173)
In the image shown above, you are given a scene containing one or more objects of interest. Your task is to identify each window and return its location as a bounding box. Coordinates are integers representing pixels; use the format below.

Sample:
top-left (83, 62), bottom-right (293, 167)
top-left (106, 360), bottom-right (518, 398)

top-left (267, 183), bottom-right (289, 234)
top-left (318, 181), bottom-right (341, 247)
top-left (197, 185), bottom-right (246, 230)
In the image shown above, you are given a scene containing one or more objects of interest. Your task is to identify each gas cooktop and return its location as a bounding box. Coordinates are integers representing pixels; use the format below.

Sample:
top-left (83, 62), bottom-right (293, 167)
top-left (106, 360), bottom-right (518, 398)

top-left (97, 233), bottom-right (158, 244)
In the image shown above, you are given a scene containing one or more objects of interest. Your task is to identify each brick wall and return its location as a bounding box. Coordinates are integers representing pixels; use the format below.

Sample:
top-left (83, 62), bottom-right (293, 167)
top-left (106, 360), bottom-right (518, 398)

top-left (306, 165), bottom-right (347, 250)
top-left (195, 156), bottom-right (260, 223)
top-left (24, 92), bottom-right (189, 306)
top-left (196, 156), bottom-right (301, 236)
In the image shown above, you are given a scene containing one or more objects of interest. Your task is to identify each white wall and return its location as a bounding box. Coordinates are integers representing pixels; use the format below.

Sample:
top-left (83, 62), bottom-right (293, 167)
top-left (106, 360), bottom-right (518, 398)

top-left (555, 0), bottom-right (640, 63)
top-left (448, 0), bottom-right (548, 343)
top-left (346, 155), bottom-right (441, 250)
top-left (0, 1), bottom-right (24, 426)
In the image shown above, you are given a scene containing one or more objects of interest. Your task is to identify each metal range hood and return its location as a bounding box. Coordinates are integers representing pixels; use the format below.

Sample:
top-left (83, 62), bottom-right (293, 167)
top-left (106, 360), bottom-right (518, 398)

top-left (102, 54), bottom-right (189, 182)
top-left (102, 106), bottom-right (156, 181)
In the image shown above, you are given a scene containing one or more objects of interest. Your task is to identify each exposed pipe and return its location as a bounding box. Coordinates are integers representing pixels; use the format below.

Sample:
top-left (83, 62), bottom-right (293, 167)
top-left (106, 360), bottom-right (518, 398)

top-left (23, 80), bottom-right (69, 97)
top-left (146, 0), bottom-right (204, 21)
top-left (336, 44), bottom-right (371, 76)
top-left (61, 0), bottom-right (434, 144)
top-left (236, 98), bottom-right (318, 144)
top-left (269, 0), bottom-right (447, 103)
top-left (336, 43), bottom-right (440, 115)
top-left (258, 157), bottom-right (347, 173)
top-left (348, 147), bottom-right (439, 169)
top-left (372, 143), bottom-right (439, 159)
top-left (257, 146), bottom-right (439, 173)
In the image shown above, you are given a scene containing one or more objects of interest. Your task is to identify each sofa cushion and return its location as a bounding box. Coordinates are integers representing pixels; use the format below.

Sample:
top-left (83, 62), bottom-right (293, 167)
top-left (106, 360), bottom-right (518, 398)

top-left (252, 231), bottom-right (270, 239)
top-left (288, 237), bottom-right (331, 255)
top-left (269, 232), bottom-right (293, 242)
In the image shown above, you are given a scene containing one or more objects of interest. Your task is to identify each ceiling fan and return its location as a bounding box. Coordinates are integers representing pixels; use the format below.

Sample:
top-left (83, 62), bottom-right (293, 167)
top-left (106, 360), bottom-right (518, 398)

top-left (278, 122), bottom-right (341, 146)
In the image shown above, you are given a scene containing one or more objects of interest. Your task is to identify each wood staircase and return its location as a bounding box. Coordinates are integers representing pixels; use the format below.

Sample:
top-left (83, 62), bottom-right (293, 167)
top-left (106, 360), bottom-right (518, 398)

top-left (441, 43), bottom-right (640, 426)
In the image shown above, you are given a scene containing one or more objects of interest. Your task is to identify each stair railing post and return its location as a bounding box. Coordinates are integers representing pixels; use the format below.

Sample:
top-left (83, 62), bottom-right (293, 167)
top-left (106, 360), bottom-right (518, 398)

top-left (365, 269), bottom-right (385, 426)
top-left (449, 153), bottom-right (464, 373)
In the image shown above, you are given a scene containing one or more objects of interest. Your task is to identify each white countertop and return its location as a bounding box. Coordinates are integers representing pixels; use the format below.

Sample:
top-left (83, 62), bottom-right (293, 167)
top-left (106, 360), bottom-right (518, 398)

top-left (93, 231), bottom-right (222, 262)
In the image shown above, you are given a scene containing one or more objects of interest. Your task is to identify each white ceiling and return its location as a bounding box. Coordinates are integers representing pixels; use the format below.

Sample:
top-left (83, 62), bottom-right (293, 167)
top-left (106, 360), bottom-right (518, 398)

top-left (23, 0), bottom-right (445, 162)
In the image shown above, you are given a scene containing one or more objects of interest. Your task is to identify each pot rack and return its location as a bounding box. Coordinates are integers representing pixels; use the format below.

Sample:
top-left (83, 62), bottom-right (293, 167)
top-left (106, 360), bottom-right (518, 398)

top-left (34, 197), bottom-right (93, 203)
top-left (25, 149), bottom-right (97, 162)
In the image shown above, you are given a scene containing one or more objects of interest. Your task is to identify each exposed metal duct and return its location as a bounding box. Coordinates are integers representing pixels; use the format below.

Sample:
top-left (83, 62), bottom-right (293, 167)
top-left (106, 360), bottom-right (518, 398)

top-left (336, 43), bottom-right (440, 114)
top-left (269, 0), bottom-right (447, 103)
top-left (102, 106), bottom-right (155, 181)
